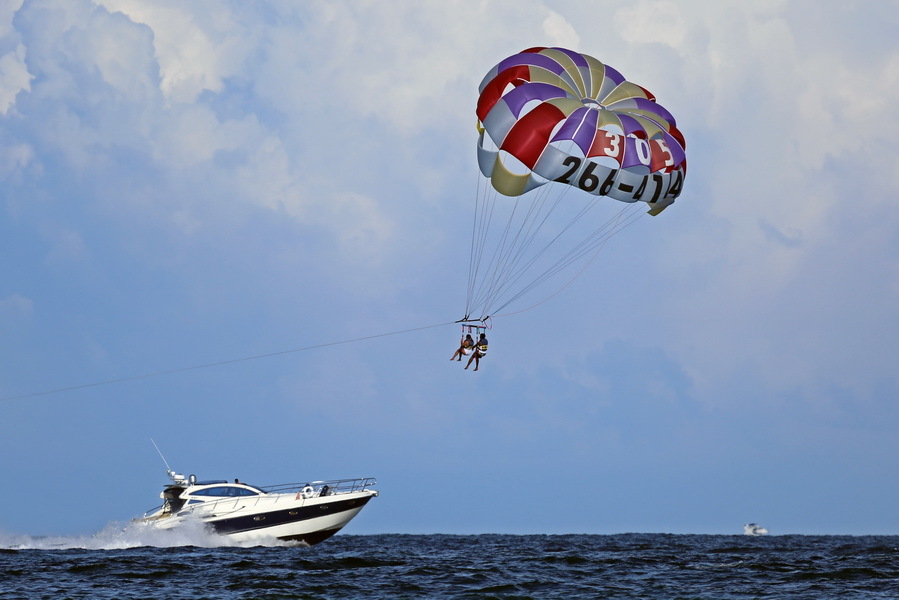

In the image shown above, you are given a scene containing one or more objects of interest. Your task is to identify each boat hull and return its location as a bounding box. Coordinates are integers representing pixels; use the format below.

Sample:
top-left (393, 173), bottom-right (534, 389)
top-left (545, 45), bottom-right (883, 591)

top-left (141, 490), bottom-right (375, 545)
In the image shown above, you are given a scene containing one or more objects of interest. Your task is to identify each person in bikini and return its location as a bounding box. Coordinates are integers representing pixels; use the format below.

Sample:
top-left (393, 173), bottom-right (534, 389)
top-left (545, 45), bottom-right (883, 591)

top-left (451, 334), bottom-right (474, 361)
top-left (465, 333), bottom-right (488, 371)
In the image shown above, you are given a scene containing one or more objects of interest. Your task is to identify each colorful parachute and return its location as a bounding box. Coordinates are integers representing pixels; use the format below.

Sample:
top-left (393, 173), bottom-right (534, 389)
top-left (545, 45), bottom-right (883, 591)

top-left (476, 47), bottom-right (686, 215)
top-left (462, 48), bottom-right (687, 323)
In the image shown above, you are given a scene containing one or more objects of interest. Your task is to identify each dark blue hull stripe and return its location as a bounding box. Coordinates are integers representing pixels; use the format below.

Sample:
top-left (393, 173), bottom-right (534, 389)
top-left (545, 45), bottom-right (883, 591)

top-left (208, 495), bottom-right (373, 543)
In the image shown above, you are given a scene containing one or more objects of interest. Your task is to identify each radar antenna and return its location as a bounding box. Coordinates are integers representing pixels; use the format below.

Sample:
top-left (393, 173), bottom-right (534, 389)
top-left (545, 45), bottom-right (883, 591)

top-left (150, 438), bottom-right (185, 484)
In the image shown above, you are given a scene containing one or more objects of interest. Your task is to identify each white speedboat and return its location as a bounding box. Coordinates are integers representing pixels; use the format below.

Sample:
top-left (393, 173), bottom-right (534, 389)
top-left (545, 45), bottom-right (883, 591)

top-left (743, 523), bottom-right (768, 536)
top-left (138, 469), bottom-right (378, 545)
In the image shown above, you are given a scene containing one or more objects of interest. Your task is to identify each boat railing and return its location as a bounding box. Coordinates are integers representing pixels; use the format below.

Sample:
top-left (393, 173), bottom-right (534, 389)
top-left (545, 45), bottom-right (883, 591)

top-left (260, 477), bottom-right (377, 496)
top-left (142, 504), bottom-right (164, 518)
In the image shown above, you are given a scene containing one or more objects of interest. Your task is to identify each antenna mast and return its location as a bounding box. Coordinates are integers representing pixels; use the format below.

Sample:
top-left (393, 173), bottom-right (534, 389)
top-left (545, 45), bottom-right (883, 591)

top-left (150, 438), bottom-right (185, 484)
top-left (151, 438), bottom-right (172, 472)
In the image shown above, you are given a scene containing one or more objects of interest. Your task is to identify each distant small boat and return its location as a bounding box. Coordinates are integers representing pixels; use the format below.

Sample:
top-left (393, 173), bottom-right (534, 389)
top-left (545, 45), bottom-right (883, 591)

top-left (743, 523), bottom-right (768, 536)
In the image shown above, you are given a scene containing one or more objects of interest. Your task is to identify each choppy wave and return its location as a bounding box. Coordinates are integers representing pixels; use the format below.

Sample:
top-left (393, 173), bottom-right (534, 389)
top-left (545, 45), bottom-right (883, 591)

top-left (2, 533), bottom-right (898, 599)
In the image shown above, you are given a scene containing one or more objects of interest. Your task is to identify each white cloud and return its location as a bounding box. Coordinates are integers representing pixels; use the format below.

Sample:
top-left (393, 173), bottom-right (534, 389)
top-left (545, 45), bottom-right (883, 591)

top-left (0, 0), bottom-right (25, 37)
top-left (0, 142), bottom-right (34, 181)
top-left (306, 191), bottom-right (395, 265)
top-left (41, 225), bottom-right (88, 264)
top-left (150, 104), bottom-right (249, 167)
top-left (616, 1), bottom-right (687, 49)
top-left (0, 0), bottom-right (30, 114)
top-left (646, 1), bottom-right (899, 403)
top-left (95, 0), bottom-right (255, 104)
top-left (541, 10), bottom-right (579, 49)
top-left (0, 44), bottom-right (32, 115)
top-left (0, 293), bottom-right (33, 317)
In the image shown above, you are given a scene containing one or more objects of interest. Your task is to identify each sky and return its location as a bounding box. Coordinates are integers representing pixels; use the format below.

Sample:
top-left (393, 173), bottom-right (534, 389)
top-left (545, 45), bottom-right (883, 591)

top-left (2, 0), bottom-right (899, 539)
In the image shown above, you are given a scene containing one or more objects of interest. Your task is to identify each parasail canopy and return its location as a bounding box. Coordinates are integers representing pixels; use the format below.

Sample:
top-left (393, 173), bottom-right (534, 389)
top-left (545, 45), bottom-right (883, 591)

top-left (476, 46), bottom-right (685, 215)
top-left (463, 47), bottom-right (687, 323)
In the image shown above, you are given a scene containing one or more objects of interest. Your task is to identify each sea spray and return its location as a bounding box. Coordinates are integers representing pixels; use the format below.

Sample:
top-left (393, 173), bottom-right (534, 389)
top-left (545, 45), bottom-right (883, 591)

top-left (0, 519), bottom-right (294, 550)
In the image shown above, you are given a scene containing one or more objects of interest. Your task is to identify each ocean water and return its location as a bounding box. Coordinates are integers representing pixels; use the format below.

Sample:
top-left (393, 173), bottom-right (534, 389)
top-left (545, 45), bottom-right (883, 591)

top-left (1, 527), bottom-right (897, 599)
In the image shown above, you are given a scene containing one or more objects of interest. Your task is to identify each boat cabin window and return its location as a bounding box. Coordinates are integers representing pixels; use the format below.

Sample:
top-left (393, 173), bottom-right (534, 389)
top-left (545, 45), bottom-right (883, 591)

top-left (191, 486), bottom-right (259, 497)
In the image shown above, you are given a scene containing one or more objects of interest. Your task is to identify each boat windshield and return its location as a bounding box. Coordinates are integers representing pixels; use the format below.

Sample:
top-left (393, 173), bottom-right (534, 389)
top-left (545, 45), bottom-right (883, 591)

top-left (191, 486), bottom-right (260, 497)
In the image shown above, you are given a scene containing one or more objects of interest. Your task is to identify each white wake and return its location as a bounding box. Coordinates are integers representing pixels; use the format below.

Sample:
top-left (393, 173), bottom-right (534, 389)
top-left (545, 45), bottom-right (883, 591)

top-left (0, 520), bottom-right (294, 550)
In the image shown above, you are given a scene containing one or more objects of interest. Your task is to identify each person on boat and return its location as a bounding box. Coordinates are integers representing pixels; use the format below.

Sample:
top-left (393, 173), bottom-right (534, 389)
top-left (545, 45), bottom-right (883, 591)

top-left (451, 334), bottom-right (474, 361)
top-left (465, 333), bottom-right (488, 371)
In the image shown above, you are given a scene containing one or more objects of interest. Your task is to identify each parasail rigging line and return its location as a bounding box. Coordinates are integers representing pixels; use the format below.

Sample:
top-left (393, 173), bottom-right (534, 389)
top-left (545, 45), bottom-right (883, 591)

top-left (501, 202), bottom-right (643, 305)
top-left (477, 185), bottom-right (597, 314)
top-left (465, 179), bottom-right (564, 320)
top-left (0, 320), bottom-right (454, 404)
top-left (463, 166), bottom-right (645, 321)
top-left (465, 172), bottom-right (495, 320)
top-left (492, 204), bottom-right (645, 318)
top-left (475, 184), bottom-right (562, 315)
